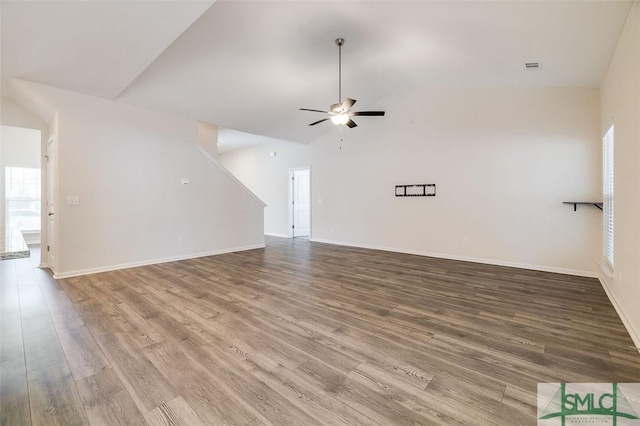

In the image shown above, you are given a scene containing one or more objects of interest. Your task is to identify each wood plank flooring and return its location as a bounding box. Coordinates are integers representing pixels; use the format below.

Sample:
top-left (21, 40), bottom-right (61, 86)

top-left (1, 237), bottom-right (639, 425)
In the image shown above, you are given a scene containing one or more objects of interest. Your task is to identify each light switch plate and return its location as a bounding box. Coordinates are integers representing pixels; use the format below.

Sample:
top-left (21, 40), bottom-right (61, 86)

top-left (180, 178), bottom-right (190, 186)
top-left (68, 196), bottom-right (80, 206)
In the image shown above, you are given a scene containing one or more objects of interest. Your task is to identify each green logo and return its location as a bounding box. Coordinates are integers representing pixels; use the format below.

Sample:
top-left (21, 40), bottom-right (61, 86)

top-left (539, 383), bottom-right (640, 426)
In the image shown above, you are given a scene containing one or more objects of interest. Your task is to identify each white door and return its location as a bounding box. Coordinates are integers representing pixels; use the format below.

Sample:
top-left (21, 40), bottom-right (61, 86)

top-left (46, 136), bottom-right (56, 270)
top-left (292, 168), bottom-right (310, 237)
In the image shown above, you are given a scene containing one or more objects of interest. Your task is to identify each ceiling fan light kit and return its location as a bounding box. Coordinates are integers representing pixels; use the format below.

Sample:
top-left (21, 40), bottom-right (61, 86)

top-left (300, 38), bottom-right (385, 128)
top-left (331, 113), bottom-right (350, 125)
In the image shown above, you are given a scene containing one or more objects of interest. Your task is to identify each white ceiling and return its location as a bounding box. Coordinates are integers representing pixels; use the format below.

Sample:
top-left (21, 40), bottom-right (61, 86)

top-left (1, 1), bottom-right (213, 99)
top-left (1, 0), bottom-right (633, 146)
top-left (217, 127), bottom-right (283, 153)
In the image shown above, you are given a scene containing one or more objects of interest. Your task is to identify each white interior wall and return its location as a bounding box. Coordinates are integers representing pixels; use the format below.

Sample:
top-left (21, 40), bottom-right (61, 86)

top-left (17, 83), bottom-right (265, 277)
top-left (599, 0), bottom-right (640, 348)
top-left (1, 97), bottom-right (49, 132)
top-left (1, 126), bottom-right (41, 168)
top-left (221, 141), bottom-right (309, 238)
top-left (196, 122), bottom-right (267, 212)
top-left (197, 122), bottom-right (219, 160)
top-left (219, 87), bottom-right (601, 276)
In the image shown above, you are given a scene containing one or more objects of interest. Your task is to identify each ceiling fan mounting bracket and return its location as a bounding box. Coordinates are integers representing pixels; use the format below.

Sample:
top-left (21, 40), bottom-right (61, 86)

top-left (335, 38), bottom-right (344, 47)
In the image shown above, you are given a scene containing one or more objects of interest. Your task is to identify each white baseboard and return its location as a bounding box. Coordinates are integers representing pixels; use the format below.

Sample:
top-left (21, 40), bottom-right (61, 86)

top-left (265, 232), bottom-right (290, 238)
top-left (598, 275), bottom-right (640, 353)
top-left (309, 238), bottom-right (598, 278)
top-left (53, 243), bottom-right (265, 279)
top-left (309, 238), bottom-right (640, 349)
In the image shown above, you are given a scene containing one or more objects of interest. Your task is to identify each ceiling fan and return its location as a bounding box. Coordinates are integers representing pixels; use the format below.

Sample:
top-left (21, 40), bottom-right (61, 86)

top-left (300, 38), bottom-right (385, 128)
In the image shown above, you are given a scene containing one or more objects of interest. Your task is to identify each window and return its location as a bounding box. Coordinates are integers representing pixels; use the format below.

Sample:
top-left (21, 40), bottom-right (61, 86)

top-left (603, 125), bottom-right (614, 267)
top-left (5, 167), bottom-right (41, 232)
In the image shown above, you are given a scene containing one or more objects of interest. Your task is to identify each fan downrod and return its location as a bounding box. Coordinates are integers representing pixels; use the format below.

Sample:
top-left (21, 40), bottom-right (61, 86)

top-left (298, 37), bottom-right (385, 128)
top-left (336, 38), bottom-right (344, 103)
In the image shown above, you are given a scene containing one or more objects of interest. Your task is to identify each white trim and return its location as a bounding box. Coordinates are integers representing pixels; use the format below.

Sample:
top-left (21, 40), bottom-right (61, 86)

top-left (598, 275), bottom-right (640, 353)
top-left (265, 232), bottom-right (290, 238)
top-left (598, 259), bottom-right (614, 278)
top-left (52, 243), bottom-right (265, 279)
top-left (45, 128), bottom-right (58, 274)
top-left (602, 124), bottom-right (614, 267)
top-left (308, 238), bottom-right (598, 278)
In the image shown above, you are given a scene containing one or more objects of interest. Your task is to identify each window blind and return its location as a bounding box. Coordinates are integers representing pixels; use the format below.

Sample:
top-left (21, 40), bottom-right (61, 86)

top-left (603, 125), bottom-right (614, 267)
top-left (5, 167), bottom-right (41, 232)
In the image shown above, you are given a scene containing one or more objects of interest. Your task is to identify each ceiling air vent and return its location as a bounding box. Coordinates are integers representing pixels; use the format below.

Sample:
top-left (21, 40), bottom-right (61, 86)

top-left (525, 62), bottom-right (541, 70)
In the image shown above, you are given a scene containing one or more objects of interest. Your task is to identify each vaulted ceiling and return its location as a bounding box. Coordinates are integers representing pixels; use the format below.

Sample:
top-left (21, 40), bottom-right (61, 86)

top-left (1, 1), bottom-right (633, 144)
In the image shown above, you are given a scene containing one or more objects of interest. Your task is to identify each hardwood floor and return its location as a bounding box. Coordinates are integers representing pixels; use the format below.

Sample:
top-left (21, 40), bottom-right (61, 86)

top-left (1, 237), bottom-right (639, 425)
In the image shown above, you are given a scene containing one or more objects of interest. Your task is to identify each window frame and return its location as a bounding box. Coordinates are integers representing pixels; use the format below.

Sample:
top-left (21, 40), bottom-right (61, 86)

top-left (4, 166), bottom-right (42, 233)
top-left (602, 124), bottom-right (614, 269)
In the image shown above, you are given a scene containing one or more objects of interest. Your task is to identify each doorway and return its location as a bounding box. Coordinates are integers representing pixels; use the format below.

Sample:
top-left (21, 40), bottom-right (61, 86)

top-left (0, 125), bottom-right (42, 262)
top-left (289, 168), bottom-right (310, 238)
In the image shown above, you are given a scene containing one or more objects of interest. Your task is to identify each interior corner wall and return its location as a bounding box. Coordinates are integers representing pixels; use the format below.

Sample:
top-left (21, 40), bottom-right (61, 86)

top-left (197, 121), bottom-right (219, 160)
top-left (220, 140), bottom-right (310, 239)
top-left (1, 97), bottom-right (49, 132)
top-left (26, 85), bottom-right (264, 277)
top-left (219, 86), bottom-right (601, 276)
top-left (599, 0), bottom-right (640, 347)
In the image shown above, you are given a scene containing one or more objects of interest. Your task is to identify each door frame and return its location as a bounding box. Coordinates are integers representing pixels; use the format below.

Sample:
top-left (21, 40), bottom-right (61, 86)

top-left (42, 134), bottom-right (57, 272)
top-left (288, 167), bottom-right (311, 238)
